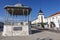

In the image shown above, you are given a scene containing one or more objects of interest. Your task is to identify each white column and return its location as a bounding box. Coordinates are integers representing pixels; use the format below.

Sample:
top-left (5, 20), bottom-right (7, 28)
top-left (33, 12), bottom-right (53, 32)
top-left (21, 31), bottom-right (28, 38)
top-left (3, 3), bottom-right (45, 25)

top-left (11, 8), bottom-right (14, 25)
top-left (23, 9), bottom-right (25, 22)
top-left (27, 9), bottom-right (29, 22)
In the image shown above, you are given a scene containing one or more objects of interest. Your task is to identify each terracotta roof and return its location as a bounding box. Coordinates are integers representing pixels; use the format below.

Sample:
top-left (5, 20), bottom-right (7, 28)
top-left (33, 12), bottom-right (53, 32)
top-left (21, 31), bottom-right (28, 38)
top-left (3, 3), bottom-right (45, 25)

top-left (49, 12), bottom-right (60, 17)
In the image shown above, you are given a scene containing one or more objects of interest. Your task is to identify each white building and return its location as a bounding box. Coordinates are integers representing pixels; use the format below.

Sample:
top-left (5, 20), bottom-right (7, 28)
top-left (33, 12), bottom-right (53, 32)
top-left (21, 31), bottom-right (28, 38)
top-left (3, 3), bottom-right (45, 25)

top-left (32, 10), bottom-right (60, 30)
top-left (32, 10), bottom-right (46, 24)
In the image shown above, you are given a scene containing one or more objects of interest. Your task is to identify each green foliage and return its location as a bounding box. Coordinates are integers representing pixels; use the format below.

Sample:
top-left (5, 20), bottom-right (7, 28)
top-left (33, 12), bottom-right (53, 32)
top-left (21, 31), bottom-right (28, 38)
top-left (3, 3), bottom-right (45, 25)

top-left (50, 22), bottom-right (55, 28)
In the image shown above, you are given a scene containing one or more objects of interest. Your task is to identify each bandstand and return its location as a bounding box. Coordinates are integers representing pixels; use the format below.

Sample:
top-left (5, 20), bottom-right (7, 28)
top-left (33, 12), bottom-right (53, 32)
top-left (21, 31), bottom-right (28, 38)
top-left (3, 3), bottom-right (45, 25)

top-left (2, 3), bottom-right (31, 36)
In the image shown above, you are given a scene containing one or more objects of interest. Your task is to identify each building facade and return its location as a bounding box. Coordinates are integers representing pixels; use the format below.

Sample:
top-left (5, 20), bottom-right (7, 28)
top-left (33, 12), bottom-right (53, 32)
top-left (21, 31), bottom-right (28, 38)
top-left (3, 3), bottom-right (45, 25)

top-left (32, 10), bottom-right (60, 30)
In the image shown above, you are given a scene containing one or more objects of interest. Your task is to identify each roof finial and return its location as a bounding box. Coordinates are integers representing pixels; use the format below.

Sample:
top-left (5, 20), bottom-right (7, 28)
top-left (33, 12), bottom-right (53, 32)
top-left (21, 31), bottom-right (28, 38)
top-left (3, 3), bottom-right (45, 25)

top-left (39, 9), bottom-right (44, 15)
top-left (39, 9), bottom-right (43, 13)
top-left (15, 0), bottom-right (23, 7)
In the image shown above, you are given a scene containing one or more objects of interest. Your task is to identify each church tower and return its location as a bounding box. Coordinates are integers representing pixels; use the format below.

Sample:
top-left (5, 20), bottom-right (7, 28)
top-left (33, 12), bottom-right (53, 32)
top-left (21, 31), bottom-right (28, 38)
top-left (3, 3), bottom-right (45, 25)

top-left (38, 10), bottom-right (44, 23)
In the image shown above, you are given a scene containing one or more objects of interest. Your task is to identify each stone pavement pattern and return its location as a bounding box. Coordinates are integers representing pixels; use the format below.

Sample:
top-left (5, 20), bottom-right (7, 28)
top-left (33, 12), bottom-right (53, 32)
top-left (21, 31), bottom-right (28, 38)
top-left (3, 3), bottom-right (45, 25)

top-left (0, 31), bottom-right (60, 40)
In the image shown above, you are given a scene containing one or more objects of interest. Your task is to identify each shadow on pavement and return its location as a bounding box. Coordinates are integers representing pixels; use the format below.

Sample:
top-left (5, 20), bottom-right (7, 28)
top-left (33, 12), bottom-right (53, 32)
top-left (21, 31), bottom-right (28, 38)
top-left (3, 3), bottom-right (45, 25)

top-left (31, 30), bottom-right (43, 34)
top-left (36, 37), bottom-right (53, 40)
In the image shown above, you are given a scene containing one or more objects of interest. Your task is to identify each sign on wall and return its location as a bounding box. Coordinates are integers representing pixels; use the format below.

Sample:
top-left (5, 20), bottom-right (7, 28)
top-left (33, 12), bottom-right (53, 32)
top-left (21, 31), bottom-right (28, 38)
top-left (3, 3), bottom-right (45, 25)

top-left (13, 27), bottom-right (22, 31)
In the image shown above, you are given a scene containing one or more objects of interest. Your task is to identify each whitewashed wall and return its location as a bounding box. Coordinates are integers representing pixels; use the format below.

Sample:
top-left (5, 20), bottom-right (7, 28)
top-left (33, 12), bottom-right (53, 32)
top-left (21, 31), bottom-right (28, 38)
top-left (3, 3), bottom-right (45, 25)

top-left (31, 12), bottom-right (60, 29)
top-left (47, 14), bottom-right (60, 29)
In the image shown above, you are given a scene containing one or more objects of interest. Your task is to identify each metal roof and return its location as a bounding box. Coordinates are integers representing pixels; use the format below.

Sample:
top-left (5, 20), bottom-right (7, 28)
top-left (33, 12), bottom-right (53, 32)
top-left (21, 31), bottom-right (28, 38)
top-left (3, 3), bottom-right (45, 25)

top-left (4, 3), bottom-right (31, 16)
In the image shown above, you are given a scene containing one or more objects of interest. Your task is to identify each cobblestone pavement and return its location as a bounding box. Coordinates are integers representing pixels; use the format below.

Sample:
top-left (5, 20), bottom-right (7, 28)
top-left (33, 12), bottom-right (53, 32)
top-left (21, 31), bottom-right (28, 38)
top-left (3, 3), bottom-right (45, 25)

top-left (0, 30), bottom-right (60, 40)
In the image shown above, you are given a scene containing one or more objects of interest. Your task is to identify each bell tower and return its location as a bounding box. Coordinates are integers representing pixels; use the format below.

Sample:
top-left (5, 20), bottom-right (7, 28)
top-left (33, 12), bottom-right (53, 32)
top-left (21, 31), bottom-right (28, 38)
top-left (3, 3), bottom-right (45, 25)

top-left (38, 10), bottom-right (44, 23)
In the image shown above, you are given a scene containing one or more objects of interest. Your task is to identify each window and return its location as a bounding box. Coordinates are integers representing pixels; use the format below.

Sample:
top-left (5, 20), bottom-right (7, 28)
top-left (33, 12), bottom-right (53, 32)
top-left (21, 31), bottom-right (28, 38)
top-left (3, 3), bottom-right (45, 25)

top-left (56, 17), bottom-right (57, 19)
top-left (52, 17), bottom-right (54, 19)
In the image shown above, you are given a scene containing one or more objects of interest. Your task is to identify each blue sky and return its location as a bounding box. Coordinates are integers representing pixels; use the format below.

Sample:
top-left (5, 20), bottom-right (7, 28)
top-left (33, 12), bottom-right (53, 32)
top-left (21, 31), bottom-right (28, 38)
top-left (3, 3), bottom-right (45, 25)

top-left (0, 0), bottom-right (60, 21)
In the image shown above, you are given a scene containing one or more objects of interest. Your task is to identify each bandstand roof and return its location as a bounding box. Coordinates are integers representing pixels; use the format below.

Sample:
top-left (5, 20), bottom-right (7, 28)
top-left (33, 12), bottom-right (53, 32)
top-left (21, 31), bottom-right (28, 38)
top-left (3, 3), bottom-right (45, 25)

top-left (4, 3), bottom-right (31, 16)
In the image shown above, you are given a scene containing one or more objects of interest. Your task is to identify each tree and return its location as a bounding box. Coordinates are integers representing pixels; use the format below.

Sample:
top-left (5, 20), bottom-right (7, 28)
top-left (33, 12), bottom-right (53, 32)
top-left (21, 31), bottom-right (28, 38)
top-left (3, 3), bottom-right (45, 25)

top-left (50, 22), bottom-right (55, 28)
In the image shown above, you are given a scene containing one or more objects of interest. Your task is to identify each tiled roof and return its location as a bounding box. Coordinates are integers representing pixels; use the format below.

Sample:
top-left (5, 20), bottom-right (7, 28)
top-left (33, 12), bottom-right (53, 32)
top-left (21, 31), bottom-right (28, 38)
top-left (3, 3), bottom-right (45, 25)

top-left (49, 12), bottom-right (60, 17)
